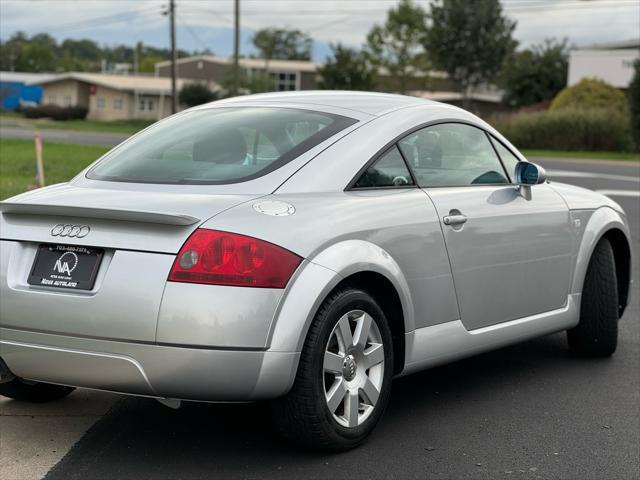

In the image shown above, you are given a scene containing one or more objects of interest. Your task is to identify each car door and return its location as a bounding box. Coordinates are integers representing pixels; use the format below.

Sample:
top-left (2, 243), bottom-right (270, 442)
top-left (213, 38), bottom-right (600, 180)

top-left (398, 122), bottom-right (574, 331)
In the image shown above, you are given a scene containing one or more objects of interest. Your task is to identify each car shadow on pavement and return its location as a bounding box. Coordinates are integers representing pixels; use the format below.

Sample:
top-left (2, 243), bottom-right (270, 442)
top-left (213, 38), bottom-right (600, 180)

top-left (44, 331), bottom-right (630, 480)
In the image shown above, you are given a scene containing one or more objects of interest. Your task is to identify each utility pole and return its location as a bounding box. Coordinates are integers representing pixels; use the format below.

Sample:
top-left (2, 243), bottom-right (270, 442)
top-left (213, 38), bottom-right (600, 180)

top-left (233, 0), bottom-right (240, 96)
top-left (169, 0), bottom-right (177, 113)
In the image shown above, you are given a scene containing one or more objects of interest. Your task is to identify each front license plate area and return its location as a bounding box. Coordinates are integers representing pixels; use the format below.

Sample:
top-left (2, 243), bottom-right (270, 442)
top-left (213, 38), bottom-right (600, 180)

top-left (28, 244), bottom-right (104, 290)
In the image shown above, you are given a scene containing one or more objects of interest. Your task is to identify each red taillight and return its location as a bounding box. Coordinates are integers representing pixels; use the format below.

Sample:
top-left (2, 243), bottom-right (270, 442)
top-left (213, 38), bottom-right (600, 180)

top-left (168, 229), bottom-right (302, 288)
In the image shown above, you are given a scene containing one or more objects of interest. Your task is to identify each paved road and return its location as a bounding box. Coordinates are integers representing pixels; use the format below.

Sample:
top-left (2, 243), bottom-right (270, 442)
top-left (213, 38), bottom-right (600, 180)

top-left (0, 126), bottom-right (129, 146)
top-left (1, 158), bottom-right (638, 480)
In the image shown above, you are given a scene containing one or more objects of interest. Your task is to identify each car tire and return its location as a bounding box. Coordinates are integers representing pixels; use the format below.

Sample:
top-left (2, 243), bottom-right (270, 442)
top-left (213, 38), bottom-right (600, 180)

top-left (567, 237), bottom-right (619, 357)
top-left (271, 287), bottom-right (394, 451)
top-left (0, 378), bottom-right (76, 402)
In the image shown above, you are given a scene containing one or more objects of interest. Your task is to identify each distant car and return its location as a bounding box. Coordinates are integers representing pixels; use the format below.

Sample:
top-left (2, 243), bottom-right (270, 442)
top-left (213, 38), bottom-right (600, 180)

top-left (0, 92), bottom-right (632, 450)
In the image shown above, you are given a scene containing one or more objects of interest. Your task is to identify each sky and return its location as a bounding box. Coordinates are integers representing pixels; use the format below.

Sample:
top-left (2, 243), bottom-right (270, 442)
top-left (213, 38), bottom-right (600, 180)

top-left (0, 0), bottom-right (639, 61)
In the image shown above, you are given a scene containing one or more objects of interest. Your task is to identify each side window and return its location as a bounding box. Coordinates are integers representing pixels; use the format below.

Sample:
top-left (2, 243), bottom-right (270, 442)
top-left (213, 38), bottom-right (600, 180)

top-left (398, 123), bottom-right (509, 187)
top-left (490, 136), bottom-right (521, 182)
top-left (353, 145), bottom-right (414, 188)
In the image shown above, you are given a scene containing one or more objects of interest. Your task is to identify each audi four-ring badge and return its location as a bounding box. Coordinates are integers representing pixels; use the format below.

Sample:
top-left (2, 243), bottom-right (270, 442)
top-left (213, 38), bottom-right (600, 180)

top-left (0, 92), bottom-right (632, 450)
top-left (51, 224), bottom-right (90, 238)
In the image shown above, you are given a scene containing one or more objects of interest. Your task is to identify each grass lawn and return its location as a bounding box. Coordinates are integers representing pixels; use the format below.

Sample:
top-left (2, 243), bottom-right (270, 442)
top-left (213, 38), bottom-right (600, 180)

top-left (0, 111), bottom-right (153, 134)
top-left (522, 149), bottom-right (640, 162)
top-left (0, 139), bottom-right (110, 200)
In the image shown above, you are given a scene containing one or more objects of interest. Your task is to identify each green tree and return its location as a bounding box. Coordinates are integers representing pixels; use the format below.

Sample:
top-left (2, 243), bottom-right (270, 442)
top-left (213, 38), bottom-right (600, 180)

top-left (18, 42), bottom-right (58, 72)
top-left (220, 68), bottom-right (273, 97)
top-left (252, 28), bottom-right (313, 64)
top-left (628, 59), bottom-right (640, 151)
top-left (1, 32), bottom-right (59, 72)
top-left (500, 39), bottom-right (569, 108)
top-left (139, 55), bottom-right (164, 73)
top-left (425, 0), bottom-right (516, 105)
top-left (364, 0), bottom-right (428, 94)
top-left (319, 44), bottom-right (377, 91)
top-left (0, 32), bottom-right (28, 71)
top-left (550, 78), bottom-right (628, 113)
top-left (178, 83), bottom-right (218, 107)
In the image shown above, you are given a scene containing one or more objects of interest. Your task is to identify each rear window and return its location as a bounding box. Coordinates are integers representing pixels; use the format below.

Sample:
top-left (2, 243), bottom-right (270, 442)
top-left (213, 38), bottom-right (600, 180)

top-left (87, 107), bottom-right (357, 184)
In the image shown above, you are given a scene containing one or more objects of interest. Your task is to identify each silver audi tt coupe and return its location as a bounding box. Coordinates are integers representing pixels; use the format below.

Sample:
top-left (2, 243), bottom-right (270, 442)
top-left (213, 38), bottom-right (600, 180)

top-left (0, 92), bottom-right (632, 450)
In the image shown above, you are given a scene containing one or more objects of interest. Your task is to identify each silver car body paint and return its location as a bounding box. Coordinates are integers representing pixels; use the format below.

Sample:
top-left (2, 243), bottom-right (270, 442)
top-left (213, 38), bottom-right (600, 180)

top-left (0, 91), bottom-right (632, 402)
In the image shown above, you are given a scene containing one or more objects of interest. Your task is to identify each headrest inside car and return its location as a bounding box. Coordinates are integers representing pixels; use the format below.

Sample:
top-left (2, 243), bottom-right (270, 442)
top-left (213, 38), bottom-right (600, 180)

top-left (193, 129), bottom-right (248, 164)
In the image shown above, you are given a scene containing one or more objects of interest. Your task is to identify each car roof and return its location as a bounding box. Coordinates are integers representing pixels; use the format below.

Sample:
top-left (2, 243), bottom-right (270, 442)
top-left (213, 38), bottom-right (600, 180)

top-left (200, 90), bottom-right (441, 117)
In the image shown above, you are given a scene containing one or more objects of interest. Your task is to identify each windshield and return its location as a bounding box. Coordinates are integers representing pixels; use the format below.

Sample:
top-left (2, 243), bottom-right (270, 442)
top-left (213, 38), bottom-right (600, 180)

top-left (87, 107), bottom-right (357, 184)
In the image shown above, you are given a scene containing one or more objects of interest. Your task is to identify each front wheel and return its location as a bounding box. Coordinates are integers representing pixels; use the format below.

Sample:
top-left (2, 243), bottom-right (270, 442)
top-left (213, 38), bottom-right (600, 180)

top-left (567, 237), bottom-right (619, 356)
top-left (271, 287), bottom-right (394, 451)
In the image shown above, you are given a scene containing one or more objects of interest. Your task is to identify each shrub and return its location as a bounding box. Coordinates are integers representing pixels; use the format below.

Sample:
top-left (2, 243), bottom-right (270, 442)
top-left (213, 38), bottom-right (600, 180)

top-left (51, 106), bottom-right (88, 120)
top-left (178, 83), bottom-right (217, 107)
top-left (21, 104), bottom-right (88, 120)
top-left (491, 108), bottom-right (633, 152)
top-left (550, 78), bottom-right (628, 114)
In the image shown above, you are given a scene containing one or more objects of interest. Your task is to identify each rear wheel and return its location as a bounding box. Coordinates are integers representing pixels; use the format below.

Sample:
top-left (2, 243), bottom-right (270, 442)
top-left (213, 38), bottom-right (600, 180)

top-left (0, 378), bottom-right (75, 402)
top-left (567, 237), bottom-right (619, 356)
top-left (271, 287), bottom-right (394, 451)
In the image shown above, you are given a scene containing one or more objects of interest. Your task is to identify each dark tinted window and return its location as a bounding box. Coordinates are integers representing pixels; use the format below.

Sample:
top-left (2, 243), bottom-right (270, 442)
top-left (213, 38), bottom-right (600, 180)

top-left (88, 107), bottom-right (356, 184)
top-left (353, 146), bottom-right (414, 188)
top-left (490, 136), bottom-right (521, 182)
top-left (398, 123), bottom-right (509, 187)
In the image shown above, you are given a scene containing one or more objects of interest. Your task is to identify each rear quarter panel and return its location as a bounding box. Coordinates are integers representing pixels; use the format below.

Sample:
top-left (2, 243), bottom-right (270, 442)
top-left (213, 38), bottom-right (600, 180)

top-left (200, 189), bottom-right (460, 352)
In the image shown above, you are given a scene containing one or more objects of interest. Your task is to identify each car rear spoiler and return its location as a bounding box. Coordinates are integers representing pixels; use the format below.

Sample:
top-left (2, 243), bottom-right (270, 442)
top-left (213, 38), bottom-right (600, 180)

top-left (0, 202), bottom-right (200, 226)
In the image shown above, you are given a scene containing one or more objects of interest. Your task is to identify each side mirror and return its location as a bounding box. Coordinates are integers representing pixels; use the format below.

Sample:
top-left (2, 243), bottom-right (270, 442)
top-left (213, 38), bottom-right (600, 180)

top-left (515, 162), bottom-right (547, 186)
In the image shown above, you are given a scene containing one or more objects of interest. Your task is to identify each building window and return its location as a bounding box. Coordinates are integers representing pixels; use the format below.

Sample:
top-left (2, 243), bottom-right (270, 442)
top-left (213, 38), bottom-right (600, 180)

top-left (63, 96), bottom-right (72, 106)
top-left (139, 97), bottom-right (155, 111)
top-left (47, 95), bottom-right (56, 105)
top-left (113, 97), bottom-right (123, 111)
top-left (97, 96), bottom-right (105, 111)
top-left (270, 71), bottom-right (298, 91)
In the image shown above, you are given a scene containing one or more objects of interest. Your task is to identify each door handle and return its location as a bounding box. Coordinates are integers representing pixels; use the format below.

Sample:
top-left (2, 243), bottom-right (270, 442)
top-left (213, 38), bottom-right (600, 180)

top-left (443, 213), bottom-right (468, 226)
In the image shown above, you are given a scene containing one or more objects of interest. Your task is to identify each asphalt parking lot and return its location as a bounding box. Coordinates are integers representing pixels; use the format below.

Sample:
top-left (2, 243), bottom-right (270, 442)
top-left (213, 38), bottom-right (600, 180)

top-left (1, 157), bottom-right (638, 480)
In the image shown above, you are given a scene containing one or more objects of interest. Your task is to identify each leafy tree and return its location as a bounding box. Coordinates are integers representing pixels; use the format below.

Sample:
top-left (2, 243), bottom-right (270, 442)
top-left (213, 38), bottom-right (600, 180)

top-left (364, 0), bottom-right (428, 94)
top-left (139, 55), bottom-right (164, 73)
top-left (178, 83), bottom-right (218, 107)
top-left (629, 59), bottom-right (640, 151)
top-left (60, 39), bottom-right (101, 63)
top-left (319, 44), bottom-right (376, 91)
top-left (425, 0), bottom-right (516, 104)
top-left (500, 39), bottom-right (569, 108)
top-left (0, 32), bottom-right (58, 72)
top-left (252, 28), bottom-right (313, 63)
top-left (18, 42), bottom-right (58, 72)
top-left (550, 78), bottom-right (628, 113)
top-left (0, 32), bottom-right (202, 73)
top-left (220, 68), bottom-right (273, 97)
top-left (0, 32), bottom-right (28, 71)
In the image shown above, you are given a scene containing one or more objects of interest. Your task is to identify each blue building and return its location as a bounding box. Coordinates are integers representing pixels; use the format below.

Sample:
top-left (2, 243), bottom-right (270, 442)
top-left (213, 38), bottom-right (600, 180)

top-left (0, 72), bottom-right (56, 111)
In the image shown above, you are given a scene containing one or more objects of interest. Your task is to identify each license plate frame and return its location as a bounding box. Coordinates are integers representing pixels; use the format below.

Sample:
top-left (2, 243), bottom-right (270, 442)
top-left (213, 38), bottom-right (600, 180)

top-left (28, 244), bottom-right (104, 291)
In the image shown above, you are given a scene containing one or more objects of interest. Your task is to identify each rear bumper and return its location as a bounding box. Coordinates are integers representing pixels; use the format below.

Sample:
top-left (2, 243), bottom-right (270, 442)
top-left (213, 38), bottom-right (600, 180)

top-left (0, 327), bottom-right (299, 401)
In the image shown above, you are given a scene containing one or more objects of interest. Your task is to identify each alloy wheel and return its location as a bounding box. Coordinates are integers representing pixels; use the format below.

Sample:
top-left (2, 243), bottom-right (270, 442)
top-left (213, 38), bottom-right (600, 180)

top-left (322, 309), bottom-right (385, 428)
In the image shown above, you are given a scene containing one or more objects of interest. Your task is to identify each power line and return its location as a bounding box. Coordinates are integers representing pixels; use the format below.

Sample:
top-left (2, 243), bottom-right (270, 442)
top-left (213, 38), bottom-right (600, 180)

top-left (177, 14), bottom-right (212, 52)
top-left (7, 5), bottom-right (161, 34)
top-left (178, 1), bottom-right (638, 16)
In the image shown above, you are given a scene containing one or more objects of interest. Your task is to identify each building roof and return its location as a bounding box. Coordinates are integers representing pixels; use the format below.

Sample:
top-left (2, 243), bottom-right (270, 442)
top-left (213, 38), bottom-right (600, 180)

top-left (155, 54), bottom-right (449, 80)
top-left (155, 55), bottom-right (321, 73)
top-left (409, 90), bottom-right (503, 103)
top-left (576, 39), bottom-right (640, 51)
top-left (0, 71), bottom-right (58, 84)
top-left (28, 72), bottom-right (213, 96)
